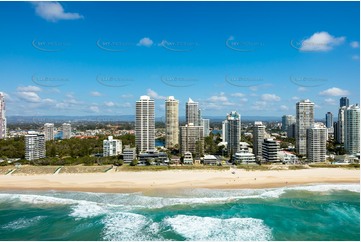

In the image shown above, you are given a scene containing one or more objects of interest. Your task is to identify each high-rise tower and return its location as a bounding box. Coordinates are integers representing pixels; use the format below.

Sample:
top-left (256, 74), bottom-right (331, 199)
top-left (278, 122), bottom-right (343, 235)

top-left (165, 96), bottom-right (179, 148)
top-left (135, 95), bottom-right (155, 152)
top-left (296, 99), bottom-right (314, 155)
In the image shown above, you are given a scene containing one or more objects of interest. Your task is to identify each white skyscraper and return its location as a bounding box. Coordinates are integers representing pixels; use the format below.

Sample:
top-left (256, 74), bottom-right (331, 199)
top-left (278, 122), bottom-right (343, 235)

top-left (186, 98), bottom-right (200, 126)
top-left (307, 123), bottom-right (327, 162)
top-left (136, 95), bottom-right (155, 152)
top-left (44, 123), bottom-right (54, 141)
top-left (0, 92), bottom-right (6, 139)
top-left (222, 120), bottom-right (228, 142)
top-left (225, 111), bottom-right (241, 156)
top-left (103, 136), bottom-right (122, 157)
top-left (201, 118), bottom-right (210, 137)
top-left (25, 132), bottom-right (46, 161)
top-left (296, 99), bottom-right (314, 155)
top-left (62, 123), bottom-right (72, 139)
top-left (165, 96), bottom-right (179, 148)
top-left (253, 121), bottom-right (265, 159)
top-left (344, 104), bottom-right (360, 155)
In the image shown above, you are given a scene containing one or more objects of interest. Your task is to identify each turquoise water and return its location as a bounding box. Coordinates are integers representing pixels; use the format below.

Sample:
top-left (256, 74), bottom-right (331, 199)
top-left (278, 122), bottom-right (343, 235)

top-left (0, 184), bottom-right (359, 241)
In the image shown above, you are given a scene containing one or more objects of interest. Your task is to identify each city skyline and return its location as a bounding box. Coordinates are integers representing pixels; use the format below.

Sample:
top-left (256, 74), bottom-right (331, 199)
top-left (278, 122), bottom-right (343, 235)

top-left (0, 1), bottom-right (359, 119)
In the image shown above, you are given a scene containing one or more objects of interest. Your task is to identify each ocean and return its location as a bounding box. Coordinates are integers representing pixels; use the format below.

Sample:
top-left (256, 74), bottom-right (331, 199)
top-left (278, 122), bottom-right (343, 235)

top-left (0, 184), bottom-right (359, 241)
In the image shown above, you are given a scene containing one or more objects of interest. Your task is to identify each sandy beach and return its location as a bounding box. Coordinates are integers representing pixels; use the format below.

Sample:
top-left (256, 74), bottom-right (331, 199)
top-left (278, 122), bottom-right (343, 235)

top-left (0, 168), bottom-right (359, 193)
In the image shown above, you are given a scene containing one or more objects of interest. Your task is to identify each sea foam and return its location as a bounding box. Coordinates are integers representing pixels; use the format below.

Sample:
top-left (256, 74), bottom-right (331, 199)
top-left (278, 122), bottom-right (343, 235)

top-left (164, 215), bottom-right (273, 241)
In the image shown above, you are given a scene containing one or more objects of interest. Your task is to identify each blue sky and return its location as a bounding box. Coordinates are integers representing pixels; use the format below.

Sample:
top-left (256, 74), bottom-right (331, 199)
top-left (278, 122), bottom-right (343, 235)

top-left (0, 1), bottom-right (359, 119)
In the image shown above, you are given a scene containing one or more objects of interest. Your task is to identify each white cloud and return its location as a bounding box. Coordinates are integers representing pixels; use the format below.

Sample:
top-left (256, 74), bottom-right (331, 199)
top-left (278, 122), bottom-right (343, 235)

top-left (324, 98), bottom-right (336, 105)
top-left (120, 102), bottom-right (131, 108)
top-left (299, 31), bottom-right (345, 52)
top-left (352, 55), bottom-right (359, 61)
top-left (291, 96), bottom-right (300, 101)
top-left (298, 87), bottom-right (307, 92)
top-left (261, 94), bottom-right (281, 102)
top-left (280, 105), bottom-right (289, 111)
top-left (90, 91), bottom-right (102, 97)
top-left (251, 101), bottom-right (267, 111)
top-left (240, 98), bottom-right (248, 103)
top-left (147, 89), bottom-right (166, 100)
top-left (319, 87), bottom-right (349, 96)
top-left (121, 94), bottom-right (133, 98)
top-left (32, 2), bottom-right (84, 22)
top-left (231, 93), bottom-right (245, 97)
top-left (137, 37), bottom-right (153, 47)
top-left (208, 93), bottom-right (228, 102)
top-left (17, 86), bottom-right (42, 92)
top-left (17, 92), bottom-right (41, 103)
top-left (350, 41), bottom-right (359, 48)
top-left (89, 106), bottom-right (99, 113)
top-left (104, 101), bottom-right (115, 107)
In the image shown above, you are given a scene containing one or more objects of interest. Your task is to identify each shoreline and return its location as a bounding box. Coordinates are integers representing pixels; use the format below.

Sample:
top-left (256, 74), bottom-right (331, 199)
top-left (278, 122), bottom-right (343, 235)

top-left (0, 168), bottom-right (359, 193)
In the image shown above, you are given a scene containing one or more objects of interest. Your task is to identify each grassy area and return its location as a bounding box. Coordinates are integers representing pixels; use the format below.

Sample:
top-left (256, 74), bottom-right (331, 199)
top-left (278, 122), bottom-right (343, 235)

top-left (118, 165), bottom-right (229, 171)
top-left (12, 166), bottom-right (59, 175)
top-left (309, 163), bottom-right (360, 169)
top-left (0, 167), bottom-right (14, 175)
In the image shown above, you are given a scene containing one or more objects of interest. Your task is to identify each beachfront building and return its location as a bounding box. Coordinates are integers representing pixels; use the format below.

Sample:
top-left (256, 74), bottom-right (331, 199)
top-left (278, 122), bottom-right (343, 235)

top-left (344, 104), bottom-right (360, 155)
top-left (183, 151), bottom-right (193, 164)
top-left (62, 123), bottom-right (72, 139)
top-left (136, 95), bottom-right (155, 152)
top-left (253, 121), bottom-right (265, 160)
top-left (201, 118), bottom-right (210, 137)
top-left (233, 151), bottom-right (256, 164)
top-left (165, 96), bottom-right (179, 149)
top-left (225, 111), bottom-right (241, 157)
top-left (278, 151), bottom-right (299, 164)
top-left (25, 132), bottom-right (46, 161)
top-left (186, 98), bottom-right (201, 126)
top-left (203, 155), bottom-right (218, 165)
top-left (103, 136), bottom-right (122, 157)
top-left (282, 115), bottom-right (296, 132)
top-left (123, 145), bottom-right (136, 163)
top-left (180, 123), bottom-right (204, 157)
top-left (44, 123), bottom-right (54, 141)
top-left (262, 138), bottom-right (280, 163)
top-left (306, 123), bottom-right (327, 162)
top-left (296, 99), bottom-right (314, 155)
top-left (0, 92), bottom-right (6, 139)
top-left (138, 150), bottom-right (169, 165)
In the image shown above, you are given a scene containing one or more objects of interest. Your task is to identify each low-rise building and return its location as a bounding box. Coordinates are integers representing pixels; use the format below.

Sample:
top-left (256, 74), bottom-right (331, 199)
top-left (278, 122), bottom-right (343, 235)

top-left (233, 151), bottom-right (256, 164)
top-left (123, 145), bottom-right (136, 163)
top-left (138, 150), bottom-right (169, 165)
top-left (183, 152), bottom-right (193, 164)
top-left (103, 136), bottom-right (122, 157)
top-left (203, 155), bottom-right (218, 165)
